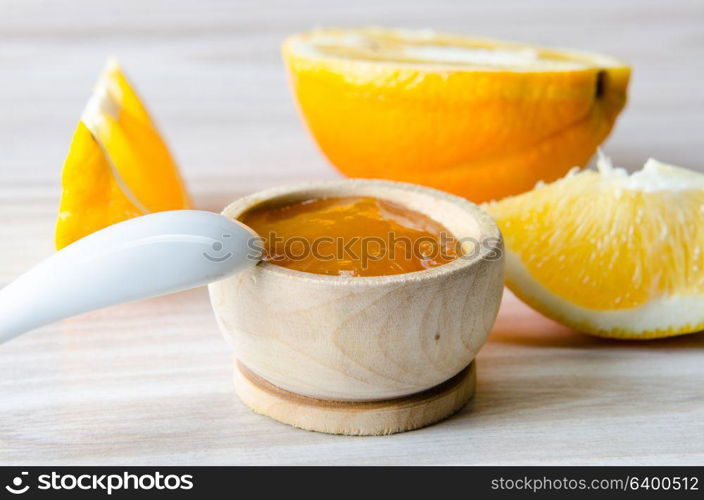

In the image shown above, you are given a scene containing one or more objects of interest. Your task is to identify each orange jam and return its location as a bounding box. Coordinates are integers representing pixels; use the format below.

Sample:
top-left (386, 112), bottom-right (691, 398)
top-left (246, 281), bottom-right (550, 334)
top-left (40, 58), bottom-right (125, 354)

top-left (240, 196), bottom-right (459, 277)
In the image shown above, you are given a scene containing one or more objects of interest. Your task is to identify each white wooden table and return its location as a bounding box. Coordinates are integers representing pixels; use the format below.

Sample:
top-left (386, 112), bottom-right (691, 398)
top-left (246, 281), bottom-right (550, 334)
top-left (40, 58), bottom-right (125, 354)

top-left (1, 0), bottom-right (703, 465)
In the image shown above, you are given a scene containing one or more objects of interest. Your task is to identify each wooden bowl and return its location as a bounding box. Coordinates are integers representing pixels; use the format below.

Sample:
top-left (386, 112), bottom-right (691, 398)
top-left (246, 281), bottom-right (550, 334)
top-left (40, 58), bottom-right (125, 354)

top-left (208, 179), bottom-right (504, 434)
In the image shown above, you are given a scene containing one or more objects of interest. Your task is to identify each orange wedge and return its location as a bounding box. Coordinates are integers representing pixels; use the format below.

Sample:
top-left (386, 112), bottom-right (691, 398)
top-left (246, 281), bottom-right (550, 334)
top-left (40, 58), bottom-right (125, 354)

top-left (486, 155), bottom-right (704, 339)
top-left (55, 59), bottom-right (191, 249)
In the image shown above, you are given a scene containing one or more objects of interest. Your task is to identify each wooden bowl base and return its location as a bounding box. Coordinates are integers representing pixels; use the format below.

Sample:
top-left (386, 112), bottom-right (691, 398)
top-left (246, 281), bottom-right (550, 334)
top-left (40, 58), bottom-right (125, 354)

top-left (233, 360), bottom-right (476, 436)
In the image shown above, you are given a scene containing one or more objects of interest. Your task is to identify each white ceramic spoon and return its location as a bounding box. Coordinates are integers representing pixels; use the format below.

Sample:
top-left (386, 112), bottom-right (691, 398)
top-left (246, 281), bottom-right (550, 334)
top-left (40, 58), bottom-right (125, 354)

top-left (0, 210), bottom-right (261, 344)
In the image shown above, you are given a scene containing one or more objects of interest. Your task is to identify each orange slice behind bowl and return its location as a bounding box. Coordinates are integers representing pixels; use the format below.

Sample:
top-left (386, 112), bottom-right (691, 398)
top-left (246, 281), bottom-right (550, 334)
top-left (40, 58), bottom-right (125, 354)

top-left (55, 59), bottom-right (191, 249)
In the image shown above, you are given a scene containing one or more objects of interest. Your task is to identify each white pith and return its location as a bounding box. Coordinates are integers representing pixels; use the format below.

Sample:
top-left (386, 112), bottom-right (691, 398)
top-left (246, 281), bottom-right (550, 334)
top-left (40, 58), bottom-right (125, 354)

top-left (79, 59), bottom-right (150, 215)
top-left (81, 58), bottom-right (122, 136)
top-left (596, 152), bottom-right (704, 193)
top-left (289, 28), bottom-right (626, 72)
top-left (506, 251), bottom-right (704, 335)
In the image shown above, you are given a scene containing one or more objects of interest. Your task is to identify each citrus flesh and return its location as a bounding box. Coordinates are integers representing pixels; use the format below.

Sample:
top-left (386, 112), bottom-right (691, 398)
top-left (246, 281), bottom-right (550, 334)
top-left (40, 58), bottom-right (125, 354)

top-left (486, 155), bottom-right (704, 339)
top-left (283, 27), bottom-right (630, 203)
top-left (56, 59), bottom-right (191, 249)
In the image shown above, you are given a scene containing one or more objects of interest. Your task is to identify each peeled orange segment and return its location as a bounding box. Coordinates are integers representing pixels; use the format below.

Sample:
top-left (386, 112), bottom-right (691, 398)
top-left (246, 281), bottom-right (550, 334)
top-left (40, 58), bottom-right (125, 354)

top-left (283, 27), bottom-right (630, 203)
top-left (486, 155), bottom-right (704, 339)
top-left (56, 59), bottom-right (191, 249)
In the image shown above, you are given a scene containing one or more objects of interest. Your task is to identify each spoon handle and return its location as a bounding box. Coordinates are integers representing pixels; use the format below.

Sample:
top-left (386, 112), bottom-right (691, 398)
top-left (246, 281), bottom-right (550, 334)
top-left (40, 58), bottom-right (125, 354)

top-left (0, 210), bottom-right (260, 344)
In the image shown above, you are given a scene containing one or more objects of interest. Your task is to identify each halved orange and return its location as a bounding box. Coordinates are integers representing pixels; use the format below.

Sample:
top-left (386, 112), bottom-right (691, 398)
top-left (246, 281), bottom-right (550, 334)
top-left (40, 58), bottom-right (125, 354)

top-left (283, 27), bottom-right (631, 203)
top-left (55, 59), bottom-right (191, 249)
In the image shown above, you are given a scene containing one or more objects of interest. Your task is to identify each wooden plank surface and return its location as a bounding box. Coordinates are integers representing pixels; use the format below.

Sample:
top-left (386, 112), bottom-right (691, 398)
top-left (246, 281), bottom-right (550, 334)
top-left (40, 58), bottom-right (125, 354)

top-left (1, 0), bottom-right (703, 465)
